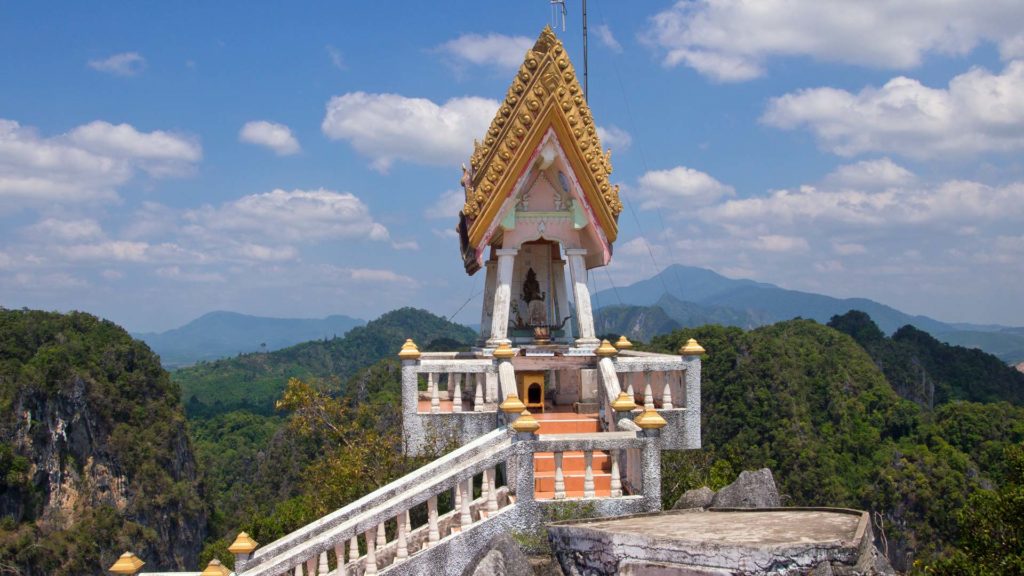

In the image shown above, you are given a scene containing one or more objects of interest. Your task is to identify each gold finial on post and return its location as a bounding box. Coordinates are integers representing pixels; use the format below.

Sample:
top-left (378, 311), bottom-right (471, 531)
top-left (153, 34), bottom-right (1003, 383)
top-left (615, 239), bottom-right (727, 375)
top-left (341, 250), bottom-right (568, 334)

top-left (615, 335), bottom-right (633, 350)
top-left (108, 552), bottom-right (145, 575)
top-left (398, 338), bottom-right (421, 360)
top-left (679, 338), bottom-right (705, 356)
top-left (200, 559), bottom-right (232, 576)
top-left (500, 394), bottom-right (526, 414)
top-left (492, 342), bottom-right (517, 359)
top-left (595, 339), bottom-right (618, 357)
top-left (634, 407), bottom-right (668, 429)
top-left (610, 391), bottom-right (637, 412)
top-left (511, 409), bottom-right (541, 433)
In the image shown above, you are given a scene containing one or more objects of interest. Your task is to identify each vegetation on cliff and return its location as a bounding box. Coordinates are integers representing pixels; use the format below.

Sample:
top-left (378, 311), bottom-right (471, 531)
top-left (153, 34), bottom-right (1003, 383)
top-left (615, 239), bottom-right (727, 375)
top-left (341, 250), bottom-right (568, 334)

top-left (649, 318), bottom-right (1024, 572)
top-left (0, 309), bottom-right (207, 575)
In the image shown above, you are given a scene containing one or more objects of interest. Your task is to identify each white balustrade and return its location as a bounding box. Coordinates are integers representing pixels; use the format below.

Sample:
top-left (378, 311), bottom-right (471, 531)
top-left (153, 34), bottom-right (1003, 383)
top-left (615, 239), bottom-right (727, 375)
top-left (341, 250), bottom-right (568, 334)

top-left (584, 451), bottom-right (595, 498)
top-left (305, 556), bottom-right (316, 576)
top-left (396, 512), bottom-right (409, 560)
top-left (427, 495), bottom-right (440, 545)
top-left (610, 449), bottom-right (622, 497)
top-left (474, 377), bottom-right (484, 412)
top-left (375, 523), bottom-right (385, 547)
top-left (643, 373), bottom-right (654, 409)
top-left (554, 452), bottom-right (566, 499)
top-left (333, 543), bottom-right (345, 576)
top-left (363, 529), bottom-right (377, 575)
top-left (662, 373), bottom-right (673, 409)
top-left (429, 373), bottom-right (439, 414)
top-left (318, 552), bottom-right (328, 575)
top-left (486, 468), bottom-right (498, 513)
top-left (453, 376), bottom-right (463, 413)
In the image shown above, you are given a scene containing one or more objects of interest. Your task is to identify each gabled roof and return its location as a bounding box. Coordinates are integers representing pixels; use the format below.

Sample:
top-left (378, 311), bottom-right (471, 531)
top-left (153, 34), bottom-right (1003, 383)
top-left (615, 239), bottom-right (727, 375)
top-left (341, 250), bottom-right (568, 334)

top-left (458, 26), bottom-right (622, 274)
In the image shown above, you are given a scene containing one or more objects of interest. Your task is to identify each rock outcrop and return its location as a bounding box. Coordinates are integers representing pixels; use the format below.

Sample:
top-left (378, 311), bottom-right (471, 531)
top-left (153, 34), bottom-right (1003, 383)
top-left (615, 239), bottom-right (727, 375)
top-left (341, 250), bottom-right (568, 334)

top-left (0, 310), bottom-right (207, 575)
top-left (670, 468), bottom-right (780, 510)
top-left (461, 534), bottom-right (536, 576)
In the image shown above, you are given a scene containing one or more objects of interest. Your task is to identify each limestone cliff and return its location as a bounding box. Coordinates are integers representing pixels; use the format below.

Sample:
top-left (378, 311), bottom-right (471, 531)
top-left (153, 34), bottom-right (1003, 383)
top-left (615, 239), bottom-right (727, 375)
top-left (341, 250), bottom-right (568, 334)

top-left (0, 309), bottom-right (207, 575)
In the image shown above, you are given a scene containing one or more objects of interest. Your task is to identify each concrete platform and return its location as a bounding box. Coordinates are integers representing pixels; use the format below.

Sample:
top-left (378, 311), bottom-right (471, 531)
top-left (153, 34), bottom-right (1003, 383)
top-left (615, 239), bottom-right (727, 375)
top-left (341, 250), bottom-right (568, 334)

top-left (547, 508), bottom-right (891, 575)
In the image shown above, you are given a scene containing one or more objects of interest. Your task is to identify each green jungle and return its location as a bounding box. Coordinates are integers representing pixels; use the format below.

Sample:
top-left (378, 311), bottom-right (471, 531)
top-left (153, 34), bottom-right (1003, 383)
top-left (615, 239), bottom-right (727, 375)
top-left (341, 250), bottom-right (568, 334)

top-left (1, 306), bottom-right (1022, 575)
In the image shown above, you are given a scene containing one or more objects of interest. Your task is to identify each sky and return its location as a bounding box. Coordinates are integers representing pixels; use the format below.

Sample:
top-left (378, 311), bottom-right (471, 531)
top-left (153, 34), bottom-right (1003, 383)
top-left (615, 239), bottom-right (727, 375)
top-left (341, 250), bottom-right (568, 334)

top-left (2, 1), bottom-right (1024, 332)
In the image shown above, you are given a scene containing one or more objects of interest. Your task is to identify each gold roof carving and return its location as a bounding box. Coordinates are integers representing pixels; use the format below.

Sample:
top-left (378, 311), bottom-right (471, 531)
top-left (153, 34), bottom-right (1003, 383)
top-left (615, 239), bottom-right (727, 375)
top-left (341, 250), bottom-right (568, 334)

top-left (459, 26), bottom-right (621, 272)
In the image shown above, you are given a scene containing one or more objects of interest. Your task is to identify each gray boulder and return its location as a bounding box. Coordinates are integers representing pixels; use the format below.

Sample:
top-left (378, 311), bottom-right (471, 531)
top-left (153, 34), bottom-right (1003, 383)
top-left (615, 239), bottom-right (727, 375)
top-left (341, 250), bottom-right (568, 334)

top-left (711, 468), bottom-right (781, 508)
top-left (462, 533), bottom-right (536, 576)
top-left (672, 486), bottom-right (715, 510)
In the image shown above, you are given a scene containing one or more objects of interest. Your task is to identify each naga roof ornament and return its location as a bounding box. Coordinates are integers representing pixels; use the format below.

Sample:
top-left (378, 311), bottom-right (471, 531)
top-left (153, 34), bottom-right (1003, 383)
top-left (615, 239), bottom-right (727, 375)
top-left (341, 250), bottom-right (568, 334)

top-left (458, 26), bottom-right (622, 273)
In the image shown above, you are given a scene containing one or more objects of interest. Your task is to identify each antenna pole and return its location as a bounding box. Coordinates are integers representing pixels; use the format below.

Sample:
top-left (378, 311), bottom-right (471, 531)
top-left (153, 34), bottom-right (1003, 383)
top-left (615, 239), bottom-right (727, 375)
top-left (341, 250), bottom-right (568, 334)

top-left (582, 0), bottom-right (588, 101)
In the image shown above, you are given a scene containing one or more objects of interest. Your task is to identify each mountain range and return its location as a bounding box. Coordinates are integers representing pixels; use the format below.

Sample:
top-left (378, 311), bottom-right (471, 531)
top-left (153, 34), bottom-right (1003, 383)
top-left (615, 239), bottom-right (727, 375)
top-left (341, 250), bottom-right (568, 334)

top-left (134, 311), bottom-right (364, 368)
top-left (593, 264), bottom-right (1024, 364)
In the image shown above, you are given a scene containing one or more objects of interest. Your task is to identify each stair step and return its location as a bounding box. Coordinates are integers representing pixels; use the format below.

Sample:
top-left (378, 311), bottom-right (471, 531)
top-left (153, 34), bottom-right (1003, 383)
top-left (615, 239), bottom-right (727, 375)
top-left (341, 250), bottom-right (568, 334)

top-left (535, 419), bottom-right (601, 434)
top-left (535, 488), bottom-right (613, 500)
top-left (533, 451), bottom-right (610, 473)
top-left (534, 473), bottom-right (612, 493)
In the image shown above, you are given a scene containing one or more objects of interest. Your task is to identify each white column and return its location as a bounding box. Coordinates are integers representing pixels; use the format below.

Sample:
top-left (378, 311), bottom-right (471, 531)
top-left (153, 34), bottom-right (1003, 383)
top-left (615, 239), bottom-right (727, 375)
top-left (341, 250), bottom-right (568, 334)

top-left (554, 452), bottom-right (566, 500)
top-left (294, 564), bottom-right (303, 576)
top-left (427, 495), bottom-right (440, 545)
top-left (306, 557), bottom-right (317, 576)
top-left (318, 552), bottom-right (329, 575)
top-left (375, 523), bottom-right (386, 548)
top-left (363, 530), bottom-right (378, 575)
top-left (610, 449), bottom-right (622, 497)
top-left (565, 248), bottom-right (598, 347)
top-left (348, 537), bottom-right (358, 563)
top-left (551, 258), bottom-right (573, 341)
top-left (486, 248), bottom-right (518, 347)
top-left (334, 543), bottom-right (347, 576)
top-left (429, 373), bottom-right (439, 414)
top-left (474, 376), bottom-right (484, 411)
top-left (447, 373), bottom-right (455, 400)
top-left (453, 376), bottom-right (463, 413)
top-left (662, 372), bottom-right (674, 409)
top-left (486, 467), bottom-right (499, 512)
top-left (395, 512), bottom-right (408, 560)
top-left (459, 478), bottom-right (472, 528)
top-left (584, 451), bottom-right (595, 498)
top-left (479, 259), bottom-right (497, 344)
top-left (644, 373), bottom-right (654, 409)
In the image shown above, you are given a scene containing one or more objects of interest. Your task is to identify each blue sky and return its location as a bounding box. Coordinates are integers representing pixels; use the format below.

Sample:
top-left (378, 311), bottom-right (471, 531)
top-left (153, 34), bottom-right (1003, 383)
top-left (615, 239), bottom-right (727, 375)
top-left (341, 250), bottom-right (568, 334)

top-left (2, 1), bottom-right (1024, 332)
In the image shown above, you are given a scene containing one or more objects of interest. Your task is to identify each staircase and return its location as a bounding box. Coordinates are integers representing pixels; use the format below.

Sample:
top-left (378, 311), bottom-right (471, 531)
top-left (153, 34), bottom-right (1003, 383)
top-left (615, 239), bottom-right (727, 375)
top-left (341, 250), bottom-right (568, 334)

top-left (533, 413), bottom-right (613, 499)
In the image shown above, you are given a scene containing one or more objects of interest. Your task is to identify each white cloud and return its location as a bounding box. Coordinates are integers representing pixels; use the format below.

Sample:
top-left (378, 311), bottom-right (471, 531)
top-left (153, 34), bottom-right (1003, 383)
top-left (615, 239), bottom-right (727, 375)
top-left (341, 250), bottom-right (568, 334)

top-left (326, 45), bottom-right (346, 70)
top-left (753, 234), bottom-right (809, 253)
top-left (61, 240), bottom-right (153, 262)
top-left (0, 118), bottom-right (200, 208)
top-left (596, 125), bottom-right (632, 151)
top-left (647, 0), bottom-right (1024, 82)
top-left (425, 190), bottom-right (464, 219)
top-left (347, 268), bottom-right (417, 285)
top-left (233, 243), bottom-right (298, 262)
top-left (25, 218), bottom-right (104, 241)
top-left (634, 166), bottom-right (734, 210)
top-left (391, 240), bottom-right (420, 251)
top-left (88, 52), bottom-right (146, 76)
top-left (322, 92), bottom-right (497, 171)
top-left (595, 24), bottom-right (622, 53)
top-left (185, 188), bottom-right (390, 243)
top-left (824, 158), bottom-right (916, 188)
top-left (155, 266), bottom-right (226, 283)
top-left (762, 61), bottom-right (1024, 159)
top-left (239, 120), bottom-right (300, 156)
top-left (435, 33), bottom-right (533, 71)
top-left (833, 242), bottom-right (867, 256)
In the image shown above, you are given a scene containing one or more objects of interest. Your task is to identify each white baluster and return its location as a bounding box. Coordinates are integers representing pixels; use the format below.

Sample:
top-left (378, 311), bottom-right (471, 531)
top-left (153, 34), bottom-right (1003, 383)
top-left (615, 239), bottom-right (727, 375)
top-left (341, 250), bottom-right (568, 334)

top-left (318, 552), bottom-right (329, 575)
top-left (363, 529), bottom-right (378, 576)
top-left (480, 469), bottom-right (489, 516)
top-left (376, 523), bottom-right (385, 548)
top-left (453, 375), bottom-right (463, 413)
top-left (428, 495), bottom-right (440, 544)
top-left (474, 376), bottom-right (484, 412)
top-left (554, 452), bottom-right (566, 500)
top-left (460, 478), bottom-right (472, 528)
top-left (396, 512), bottom-right (409, 560)
top-left (447, 372), bottom-right (455, 400)
top-left (487, 466), bottom-right (499, 512)
top-left (306, 557), bottom-right (317, 576)
top-left (610, 449), bottom-right (622, 497)
top-left (626, 374), bottom-right (635, 405)
top-left (662, 372), bottom-right (673, 409)
top-left (294, 564), bottom-right (303, 576)
top-left (429, 373), bottom-right (439, 413)
top-left (334, 542), bottom-right (346, 576)
top-left (644, 373), bottom-right (654, 409)
top-left (584, 451), bottom-right (595, 498)
top-left (404, 509), bottom-right (411, 536)
top-left (478, 373), bottom-right (487, 403)
top-left (348, 537), bottom-right (358, 563)
top-left (454, 482), bottom-right (462, 513)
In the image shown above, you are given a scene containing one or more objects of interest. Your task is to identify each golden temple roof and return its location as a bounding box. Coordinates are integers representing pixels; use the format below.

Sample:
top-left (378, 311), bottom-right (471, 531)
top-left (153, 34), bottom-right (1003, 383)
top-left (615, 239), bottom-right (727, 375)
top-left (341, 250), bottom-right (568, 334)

top-left (458, 26), bottom-right (622, 273)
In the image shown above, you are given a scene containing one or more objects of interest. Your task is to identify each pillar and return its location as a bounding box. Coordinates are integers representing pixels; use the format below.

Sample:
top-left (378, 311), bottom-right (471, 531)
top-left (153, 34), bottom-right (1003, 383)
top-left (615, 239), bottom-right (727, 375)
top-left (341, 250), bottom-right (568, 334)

top-left (565, 248), bottom-right (598, 348)
top-left (486, 248), bottom-right (518, 347)
top-left (551, 257), bottom-right (573, 341)
top-left (479, 259), bottom-right (497, 345)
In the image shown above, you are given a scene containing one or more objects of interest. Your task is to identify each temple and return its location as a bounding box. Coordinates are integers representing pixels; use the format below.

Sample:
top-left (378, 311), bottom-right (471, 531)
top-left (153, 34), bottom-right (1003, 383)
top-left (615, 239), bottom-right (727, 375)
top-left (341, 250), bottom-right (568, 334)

top-left (114, 27), bottom-right (705, 576)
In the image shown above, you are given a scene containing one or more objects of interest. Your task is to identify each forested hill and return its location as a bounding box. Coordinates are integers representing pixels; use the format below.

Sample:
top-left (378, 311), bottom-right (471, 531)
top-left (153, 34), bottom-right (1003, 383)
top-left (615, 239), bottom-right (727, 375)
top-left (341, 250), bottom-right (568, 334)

top-left (134, 311), bottom-right (364, 369)
top-left (174, 307), bottom-right (476, 417)
top-left (828, 310), bottom-right (1024, 407)
top-left (648, 320), bottom-right (1024, 571)
top-left (0, 309), bottom-right (207, 575)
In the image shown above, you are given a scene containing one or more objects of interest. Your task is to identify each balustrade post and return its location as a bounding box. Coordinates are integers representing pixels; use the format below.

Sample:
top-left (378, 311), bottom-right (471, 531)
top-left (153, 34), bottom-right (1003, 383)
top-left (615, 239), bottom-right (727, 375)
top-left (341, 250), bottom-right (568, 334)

top-left (453, 375), bottom-right (463, 413)
top-left (554, 451), bottom-right (566, 500)
top-left (429, 373), bottom-right (439, 414)
top-left (363, 529), bottom-right (378, 575)
top-left (294, 563), bottom-right (303, 576)
top-left (404, 509), bottom-right (411, 536)
top-left (486, 467), bottom-right (498, 512)
top-left (447, 373), bottom-right (455, 400)
top-left (306, 556), bottom-right (316, 576)
top-left (454, 483), bottom-right (462, 512)
top-left (459, 478), bottom-right (472, 528)
top-left (318, 552), bottom-right (329, 575)
top-left (474, 376), bottom-right (484, 411)
top-left (644, 373), bottom-right (654, 409)
top-left (626, 375), bottom-right (635, 405)
top-left (376, 523), bottom-right (385, 547)
top-left (584, 451), bottom-right (595, 498)
top-left (427, 495), bottom-right (440, 544)
top-left (662, 372), bottom-right (674, 409)
top-left (334, 543), bottom-right (346, 576)
top-left (396, 512), bottom-right (409, 560)
top-left (610, 448), bottom-right (623, 497)
top-left (348, 537), bottom-right (358, 564)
